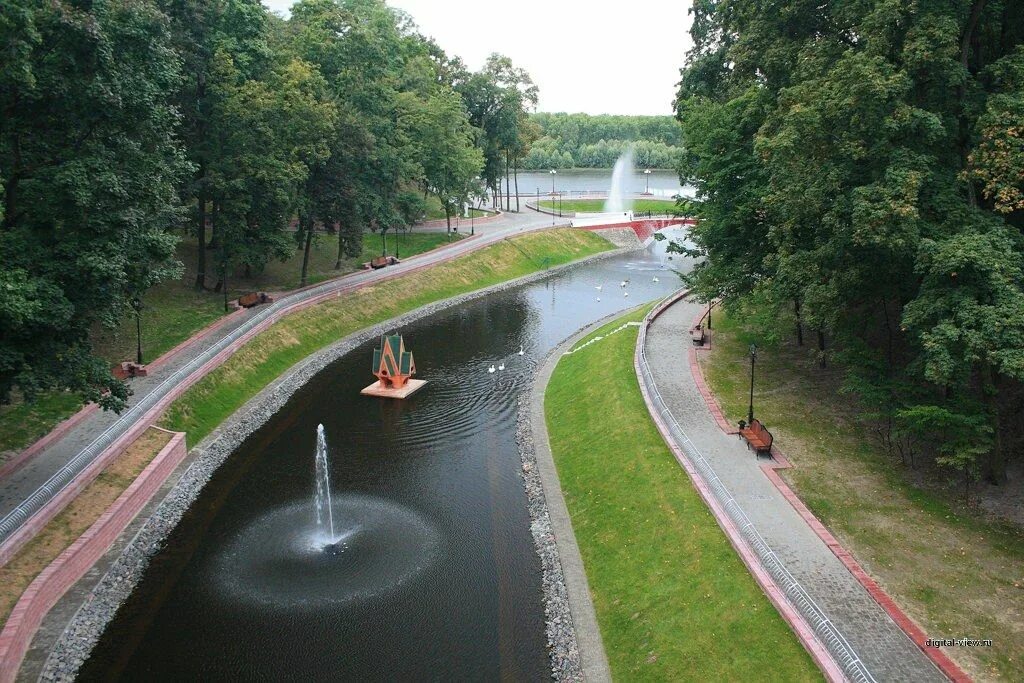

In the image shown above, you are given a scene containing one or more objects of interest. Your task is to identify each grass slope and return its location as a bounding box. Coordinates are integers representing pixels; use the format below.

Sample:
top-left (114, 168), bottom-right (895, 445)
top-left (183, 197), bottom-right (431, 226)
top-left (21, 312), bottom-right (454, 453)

top-left (537, 198), bottom-right (682, 214)
top-left (702, 309), bottom-right (1024, 681)
top-left (162, 229), bottom-right (612, 447)
top-left (545, 307), bottom-right (821, 681)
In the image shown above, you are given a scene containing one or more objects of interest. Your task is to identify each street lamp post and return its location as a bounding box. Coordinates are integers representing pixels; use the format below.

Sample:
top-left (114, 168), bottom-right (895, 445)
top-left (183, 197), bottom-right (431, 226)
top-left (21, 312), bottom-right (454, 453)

top-left (747, 343), bottom-right (757, 425)
top-left (133, 298), bottom-right (143, 365)
top-left (549, 169), bottom-right (557, 226)
top-left (644, 168), bottom-right (652, 195)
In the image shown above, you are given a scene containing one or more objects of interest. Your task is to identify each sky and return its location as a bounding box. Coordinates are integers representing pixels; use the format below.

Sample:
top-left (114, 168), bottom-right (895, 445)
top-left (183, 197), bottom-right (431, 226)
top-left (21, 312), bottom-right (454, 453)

top-left (263, 1), bottom-right (693, 116)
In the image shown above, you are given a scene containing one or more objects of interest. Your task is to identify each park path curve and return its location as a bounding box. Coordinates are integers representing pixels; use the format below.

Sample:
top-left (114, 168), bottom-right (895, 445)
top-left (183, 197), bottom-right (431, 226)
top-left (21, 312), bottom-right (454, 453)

top-left (0, 209), bottom-right (560, 556)
top-left (639, 294), bottom-right (947, 683)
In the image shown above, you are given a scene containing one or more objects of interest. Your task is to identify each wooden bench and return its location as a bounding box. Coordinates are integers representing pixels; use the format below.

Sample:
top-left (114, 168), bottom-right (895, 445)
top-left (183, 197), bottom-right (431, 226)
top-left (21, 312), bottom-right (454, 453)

top-left (111, 362), bottom-right (147, 380)
top-left (238, 292), bottom-right (273, 308)
top-left (739, 418), bottom-right (773, 455)
top-left (690, 324), bottom-right (706, 346)
top-left (363, 255), bottom-right (400, 270)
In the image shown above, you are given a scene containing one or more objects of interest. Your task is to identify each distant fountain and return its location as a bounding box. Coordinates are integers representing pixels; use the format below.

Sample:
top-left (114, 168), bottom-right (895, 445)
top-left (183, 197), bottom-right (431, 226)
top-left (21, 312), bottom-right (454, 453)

top-left (604, 146), bottom-right (635, 213)
top-left (314, 424), bottom-right (335, 540)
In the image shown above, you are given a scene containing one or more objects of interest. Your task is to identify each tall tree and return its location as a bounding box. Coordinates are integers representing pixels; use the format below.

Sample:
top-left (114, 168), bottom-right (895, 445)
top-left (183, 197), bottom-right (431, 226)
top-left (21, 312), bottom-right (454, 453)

top-left (0, 0), bottom-right (188, 410)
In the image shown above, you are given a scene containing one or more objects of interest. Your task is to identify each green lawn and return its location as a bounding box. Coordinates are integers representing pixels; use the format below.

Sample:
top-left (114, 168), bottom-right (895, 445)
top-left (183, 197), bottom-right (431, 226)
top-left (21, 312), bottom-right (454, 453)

top-left (0, 392), bottom-right (85, 457)
top-left (537, 198), bottom-right (684, 214)
top-left (161, 229), bottom-right (612, 447)
top-left (544, 307), bottom-right (821, 681)
top-left (701, 307), bottom-right (1024, 681)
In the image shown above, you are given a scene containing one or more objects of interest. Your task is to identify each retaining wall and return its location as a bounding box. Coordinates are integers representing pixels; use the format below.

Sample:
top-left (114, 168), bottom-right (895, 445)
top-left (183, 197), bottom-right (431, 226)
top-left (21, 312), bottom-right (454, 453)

top-left (0, 429), bottom-right (187, 683)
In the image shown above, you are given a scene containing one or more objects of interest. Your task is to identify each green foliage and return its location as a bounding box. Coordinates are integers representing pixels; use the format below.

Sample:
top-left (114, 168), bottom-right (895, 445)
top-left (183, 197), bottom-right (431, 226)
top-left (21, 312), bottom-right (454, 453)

top-left (524, 112), bottom-right (684, 169)
top-left (0, 0), bottom-right (189, 410)
top-left (675, 0), bottom-right (1024, 484)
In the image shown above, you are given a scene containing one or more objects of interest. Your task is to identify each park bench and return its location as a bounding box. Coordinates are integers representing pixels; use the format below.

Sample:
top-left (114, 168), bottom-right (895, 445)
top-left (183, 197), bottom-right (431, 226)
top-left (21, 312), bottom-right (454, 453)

top-left (690, 324), bottom-right (706, 346)
top-left (739, 418), bottom-right (773, 455)
top-left (364, 255), bottom-right (400, 270)
top-left (238, 292), bottom-right (273, 308)
top-left (112, 361), bottom-right (147, 380)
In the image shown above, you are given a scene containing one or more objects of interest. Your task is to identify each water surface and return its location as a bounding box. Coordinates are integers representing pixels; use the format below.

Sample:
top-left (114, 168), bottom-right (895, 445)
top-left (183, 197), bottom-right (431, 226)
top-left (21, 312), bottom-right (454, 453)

top-left (81, 234), bottom-right (693, 681)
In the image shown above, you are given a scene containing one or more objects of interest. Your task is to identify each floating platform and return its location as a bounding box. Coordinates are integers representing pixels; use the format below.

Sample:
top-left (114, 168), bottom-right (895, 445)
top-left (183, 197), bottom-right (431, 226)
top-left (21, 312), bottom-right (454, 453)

top-left (360, 378), bottom-right (427, 399)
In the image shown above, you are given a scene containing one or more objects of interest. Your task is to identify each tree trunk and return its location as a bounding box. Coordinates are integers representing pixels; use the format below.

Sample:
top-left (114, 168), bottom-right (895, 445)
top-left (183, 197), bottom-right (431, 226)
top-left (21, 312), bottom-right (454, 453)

top-left (208, 200), bottom-right (219, 251)
top-left (794, 299), bottom-right (803, 346)
top-left (334, 224), bottom-right (344, 270)
top-left (299, 217), bottom-right (314, 288)
top-left (445, 205), bottom-right (451, 240)
top-left (381, 228), bottom-right (387, 257)
top-left (982, 365), bottom-right (1007, 485)
top-left (817, 329), bottom-right (826, 368)
top-left (514, 157), bottom-right (520, 212)
top-left (505, 150), bottom-right (511, 211)
top-left (195, 163), bottom-right (207, 290)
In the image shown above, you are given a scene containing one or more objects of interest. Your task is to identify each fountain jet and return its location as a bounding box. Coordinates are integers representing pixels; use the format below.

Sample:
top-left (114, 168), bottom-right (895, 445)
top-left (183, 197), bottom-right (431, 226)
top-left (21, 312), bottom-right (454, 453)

top-left (604, 146), bottom-right (635, 213)
top-left (314, 424), bottom-right (335, 540)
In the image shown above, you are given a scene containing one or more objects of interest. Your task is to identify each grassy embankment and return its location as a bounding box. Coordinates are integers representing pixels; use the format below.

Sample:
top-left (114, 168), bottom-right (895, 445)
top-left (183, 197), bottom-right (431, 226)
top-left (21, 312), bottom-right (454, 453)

top-left (161, 229), bottom-right (612, 447)
top-left (0, 232), bottom-right (461, 457)
top-left (702, 309), bottom-right (1024, 681)
top-left (537, 198), bottom-right (683, 215)
top-left (0, 427), bottom-right (172, 625)
top-left (545, 307), bottom-right (821, 681)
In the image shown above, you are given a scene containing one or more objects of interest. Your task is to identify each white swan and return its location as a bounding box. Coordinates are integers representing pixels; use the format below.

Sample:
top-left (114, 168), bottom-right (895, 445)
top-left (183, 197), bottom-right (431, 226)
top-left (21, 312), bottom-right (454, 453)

top-left (623, 291), bottom-right (629, 297)
top-left (488, 364), bottom-right (496, 373)
top-left (620, 281), bottom-right (627, 287)
top-left (498, 362), bottom-right (505, 371)
top-left (518, 345), bottom-right (524, 355)
top-left (596, 297), bottom-right (601, 302)
top-left (595, 285), bottom-right (602, 291)
top-left (652, 276), bottom-right (660, 283)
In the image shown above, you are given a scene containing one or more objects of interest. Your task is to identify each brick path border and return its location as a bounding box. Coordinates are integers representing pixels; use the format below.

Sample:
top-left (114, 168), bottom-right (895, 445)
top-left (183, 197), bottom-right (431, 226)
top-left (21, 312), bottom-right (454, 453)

top-left (0, 428), bottom-right (187, 683)
top-left (685, 306), bottom-right (971, 683)
top-left (635, 291), bottom-right (846, 683)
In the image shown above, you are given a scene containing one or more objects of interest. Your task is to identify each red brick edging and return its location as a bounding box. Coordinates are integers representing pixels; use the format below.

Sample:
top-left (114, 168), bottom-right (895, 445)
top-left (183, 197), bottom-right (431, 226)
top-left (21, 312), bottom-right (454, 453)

top-left (0, 429), bottom-right (187, 683)
top-left (685, 307), bottom-right (971, 683)
top-left (635, 291), bottom-right (846, 683)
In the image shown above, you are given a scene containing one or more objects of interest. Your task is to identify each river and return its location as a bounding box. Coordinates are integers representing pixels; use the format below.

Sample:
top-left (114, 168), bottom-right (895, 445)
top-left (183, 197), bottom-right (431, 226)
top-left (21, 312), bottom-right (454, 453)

top-left (80, 232), bottom-right (694, 681)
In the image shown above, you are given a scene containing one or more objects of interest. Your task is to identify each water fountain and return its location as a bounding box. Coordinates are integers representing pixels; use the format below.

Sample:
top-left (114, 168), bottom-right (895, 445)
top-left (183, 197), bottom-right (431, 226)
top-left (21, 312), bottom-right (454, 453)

top-left (314, 423), bottom-right (336, 543)
top-left (570, 147), bottom-right (636, 229)
top-left (604, 145), bottom-right (635, 213)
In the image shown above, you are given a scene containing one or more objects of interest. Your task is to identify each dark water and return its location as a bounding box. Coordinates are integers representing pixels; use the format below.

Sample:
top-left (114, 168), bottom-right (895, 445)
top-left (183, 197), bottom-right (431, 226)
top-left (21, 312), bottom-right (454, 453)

top-left (80, 235), bottom-right (692, 681)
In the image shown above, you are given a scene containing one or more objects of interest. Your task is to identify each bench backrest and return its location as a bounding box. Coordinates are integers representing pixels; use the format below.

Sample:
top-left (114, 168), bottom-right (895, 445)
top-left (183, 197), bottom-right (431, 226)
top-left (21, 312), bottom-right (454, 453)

top-left (749, 419), bottom-right (773, 448)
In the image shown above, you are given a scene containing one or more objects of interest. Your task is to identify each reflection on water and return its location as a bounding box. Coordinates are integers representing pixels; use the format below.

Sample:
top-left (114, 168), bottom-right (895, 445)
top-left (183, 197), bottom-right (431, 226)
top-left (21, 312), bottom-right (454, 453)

top-left (80, 232), bottom-right (694, 681)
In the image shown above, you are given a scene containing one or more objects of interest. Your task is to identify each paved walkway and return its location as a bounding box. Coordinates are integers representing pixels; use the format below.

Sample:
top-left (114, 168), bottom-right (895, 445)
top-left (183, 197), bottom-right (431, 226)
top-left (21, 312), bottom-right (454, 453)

top-left (643, 297), bottom-right (945, 682)
top-left (0, 209), bottom-right (562, 545)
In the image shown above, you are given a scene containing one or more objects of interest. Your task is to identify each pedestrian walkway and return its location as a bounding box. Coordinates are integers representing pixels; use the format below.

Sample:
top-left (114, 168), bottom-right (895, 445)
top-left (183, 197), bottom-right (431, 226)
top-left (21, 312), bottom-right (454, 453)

top-left (642, 296), bottom-right (946, 682)
top-left (0, 209), bottom-right (567, 549)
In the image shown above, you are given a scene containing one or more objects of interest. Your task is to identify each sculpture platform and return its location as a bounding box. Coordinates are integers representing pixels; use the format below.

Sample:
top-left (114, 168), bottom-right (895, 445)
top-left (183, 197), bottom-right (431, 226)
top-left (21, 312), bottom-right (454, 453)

top-left (360, 378), bottom-right (427, 399)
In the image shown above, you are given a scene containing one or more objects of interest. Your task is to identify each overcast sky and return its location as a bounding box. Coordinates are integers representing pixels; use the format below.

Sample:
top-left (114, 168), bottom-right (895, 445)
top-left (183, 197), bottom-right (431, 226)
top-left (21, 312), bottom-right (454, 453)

top-left (263, 1), bottom-right (693, 116)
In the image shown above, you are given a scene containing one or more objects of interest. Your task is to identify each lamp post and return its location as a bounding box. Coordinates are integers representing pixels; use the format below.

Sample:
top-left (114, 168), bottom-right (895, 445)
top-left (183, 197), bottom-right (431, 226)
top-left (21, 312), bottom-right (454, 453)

top-left (549, 169), bottom-right (557, 225)
top-left (132, 297), bottom-right (143, 364)
top-left (747, 343), bottom-right (757, 425)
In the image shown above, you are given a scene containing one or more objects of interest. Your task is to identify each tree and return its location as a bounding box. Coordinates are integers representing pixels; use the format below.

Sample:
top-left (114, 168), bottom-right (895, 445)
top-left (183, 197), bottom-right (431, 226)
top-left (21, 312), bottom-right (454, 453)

top-left (416, 89), bottom-right (484, 237)
top-left (0, 0), bottom-right (188, 410)
top-left (674, 0), bottom-right (1024, 487)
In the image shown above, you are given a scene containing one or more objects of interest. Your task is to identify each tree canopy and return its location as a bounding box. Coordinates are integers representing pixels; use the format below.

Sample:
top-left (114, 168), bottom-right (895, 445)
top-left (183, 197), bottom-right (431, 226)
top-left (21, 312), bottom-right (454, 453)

top-left (0, 0), bottom-right (511, 412)
top-left (676, 0), bottom-right (1024, 488)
